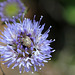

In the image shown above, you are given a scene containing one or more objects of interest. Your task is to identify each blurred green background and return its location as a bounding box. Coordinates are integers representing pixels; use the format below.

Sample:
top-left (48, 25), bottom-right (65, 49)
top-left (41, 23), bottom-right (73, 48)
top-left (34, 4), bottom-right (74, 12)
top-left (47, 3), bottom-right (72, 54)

top-left (0, 0), bottom-right (75, 75)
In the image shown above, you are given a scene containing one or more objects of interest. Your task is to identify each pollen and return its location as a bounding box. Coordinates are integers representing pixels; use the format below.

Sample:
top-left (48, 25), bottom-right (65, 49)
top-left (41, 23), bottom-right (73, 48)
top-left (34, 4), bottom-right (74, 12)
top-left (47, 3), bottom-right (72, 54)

top-left (22, 36), bottom-right (32, 48)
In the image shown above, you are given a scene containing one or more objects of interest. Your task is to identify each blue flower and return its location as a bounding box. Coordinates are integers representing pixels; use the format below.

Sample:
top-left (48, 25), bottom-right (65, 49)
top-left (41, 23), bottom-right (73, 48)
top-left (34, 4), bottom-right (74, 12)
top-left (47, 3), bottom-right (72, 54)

top-left (0, 15), bottom-right (55, 73)
top-left (0, 0), bottom-right (25, 22)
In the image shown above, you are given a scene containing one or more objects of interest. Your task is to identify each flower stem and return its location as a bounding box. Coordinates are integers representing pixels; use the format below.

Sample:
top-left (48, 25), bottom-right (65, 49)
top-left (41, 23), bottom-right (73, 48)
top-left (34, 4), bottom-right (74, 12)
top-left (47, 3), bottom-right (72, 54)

top-left (0, 55), bottom-right (5, 75)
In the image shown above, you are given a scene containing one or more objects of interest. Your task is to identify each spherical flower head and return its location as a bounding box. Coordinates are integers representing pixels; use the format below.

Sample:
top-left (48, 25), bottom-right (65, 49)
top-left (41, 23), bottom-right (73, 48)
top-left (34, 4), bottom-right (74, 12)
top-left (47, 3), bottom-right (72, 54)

top-left (0, 0), bottom-right (25, 22)
top-left (0, 15), bottom-right (55, 73)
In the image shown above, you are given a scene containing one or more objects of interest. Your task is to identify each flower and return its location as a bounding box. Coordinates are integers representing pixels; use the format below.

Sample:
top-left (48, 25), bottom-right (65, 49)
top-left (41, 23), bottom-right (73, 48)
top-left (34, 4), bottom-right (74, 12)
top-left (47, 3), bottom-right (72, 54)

top-left (0, 0), bottom-right (25, 22)
top-left (0, 15), bottom-right (55, 73)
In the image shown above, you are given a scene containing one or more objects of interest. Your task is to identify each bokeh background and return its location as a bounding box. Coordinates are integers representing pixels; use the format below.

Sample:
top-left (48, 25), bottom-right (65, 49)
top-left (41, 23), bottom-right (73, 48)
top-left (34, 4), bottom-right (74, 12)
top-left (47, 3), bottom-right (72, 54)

top-left (0, 0), bottom-right (75, 75)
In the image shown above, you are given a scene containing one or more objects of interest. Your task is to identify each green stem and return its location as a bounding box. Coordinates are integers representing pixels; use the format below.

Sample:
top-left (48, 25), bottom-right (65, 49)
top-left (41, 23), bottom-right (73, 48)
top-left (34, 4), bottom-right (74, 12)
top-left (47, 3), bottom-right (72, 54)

top-left (0, 55), bottom-right (5, 75)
